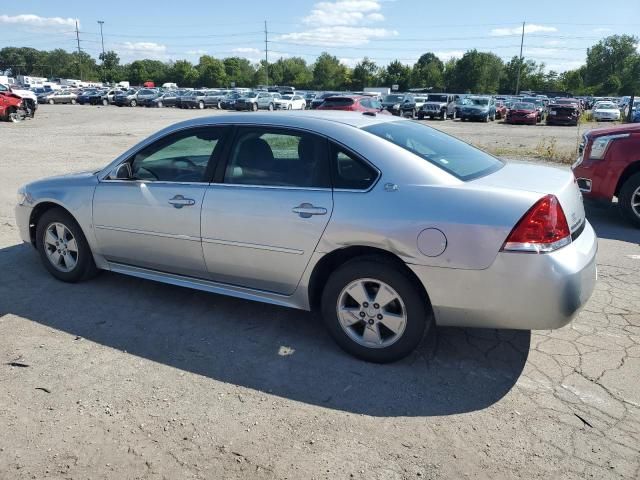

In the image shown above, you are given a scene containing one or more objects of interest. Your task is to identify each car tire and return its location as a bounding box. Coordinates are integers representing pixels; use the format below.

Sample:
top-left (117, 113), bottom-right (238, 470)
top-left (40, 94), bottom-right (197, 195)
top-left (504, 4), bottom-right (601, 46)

top-left (288, 104), bottom-right (292, 110)
top-left (321, 256), bottom-right (432, 363)
top-left (36, 208), bottom-right (99, 283)
top-left (491, 112), bottom-right (496, 121)
top-left (217, 101), bottom-right (222, 109)
top-left (251, 103), bottom-right (258, 112)
top-left (417, 111), bottom-right (425, 120)
top-left (71, 99), bottom-right (76, 105)
top-left (441, 110), bottom-right (447, 120)
top-left (619, 173), bottom-right (640, 228)
top-left (157, 101), bottom-right (163, 108)
top-left (102, 98), bottom-right (109, 106)
top-left (452, 110), bottom-right (457, 120)
top-left (268, 103), bottom-right (274, 111)
top-left (198, 100), bottom-right (205, 109)
top-left (130, 99), bottom-right (137, 107)
top-left (48, 99), bottom-right (54, 105)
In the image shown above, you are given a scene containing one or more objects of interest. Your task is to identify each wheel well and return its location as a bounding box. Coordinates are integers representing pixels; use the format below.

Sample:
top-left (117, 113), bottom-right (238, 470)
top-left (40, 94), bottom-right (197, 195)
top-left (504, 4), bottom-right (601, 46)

top-left (28, 202), bottom-right (71, 246)
top-left (307, 246), bottom-right (431, 312)
top-left (615, 161), bottom-right (640, 196)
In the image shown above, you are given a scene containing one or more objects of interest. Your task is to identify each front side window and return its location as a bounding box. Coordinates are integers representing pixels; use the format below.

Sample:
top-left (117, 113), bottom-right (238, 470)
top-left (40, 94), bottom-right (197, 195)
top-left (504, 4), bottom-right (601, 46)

top-left (363, 121), bottom-right (503, 181)
top-left (331, 145), bottom-right (378, 190)
top-left (224, 128), bottom-right (330, 188)
top-left (129, 127), bottom-right (224, 182)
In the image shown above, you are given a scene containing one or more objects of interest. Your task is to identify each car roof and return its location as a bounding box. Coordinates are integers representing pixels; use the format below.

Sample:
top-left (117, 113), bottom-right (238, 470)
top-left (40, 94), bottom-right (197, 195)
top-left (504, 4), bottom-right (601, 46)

top-left (587, 123), bottom-right (640, 137)
top-left (168, 111), bottom-right (403, 131)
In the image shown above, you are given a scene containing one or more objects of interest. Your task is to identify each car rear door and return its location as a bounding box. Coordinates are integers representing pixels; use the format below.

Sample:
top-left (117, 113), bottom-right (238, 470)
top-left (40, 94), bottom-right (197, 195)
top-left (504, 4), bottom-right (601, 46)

top-left (201, 126), bottom-right (333, 294)
top-left (93, 126), bottom-right (229, 278)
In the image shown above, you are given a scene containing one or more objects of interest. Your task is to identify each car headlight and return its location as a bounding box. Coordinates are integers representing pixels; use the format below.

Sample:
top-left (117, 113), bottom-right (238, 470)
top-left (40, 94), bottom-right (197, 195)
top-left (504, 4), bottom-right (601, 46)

top-left (589, 134), bottom-right (630, 160)
top-left (393, 104), bottom-right (400, 109)
top-left (17, 187), bottom-right (31, 205)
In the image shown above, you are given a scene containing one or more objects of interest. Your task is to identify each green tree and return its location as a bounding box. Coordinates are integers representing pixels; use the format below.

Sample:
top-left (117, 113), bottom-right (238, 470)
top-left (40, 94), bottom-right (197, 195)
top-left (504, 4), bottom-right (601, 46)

top-left (99, 50), bottom-right (122, 83)
top-left (382, 60), bottom-right (411, 91)
top-left (585, 35), bottom-right (639, 94)
top-left (312, 52), bottom-right (348, 90)
top-left (223, 57), bottom-right (255, 87)
top-left (168, 60), bottom-right (198, 87)
top-left (351, 57), bottom-right (379, 90)
top-left (411, 53), bottom-right (444, 90)
top-left (197, 55), bottom-right (227, 87)
top-left (448, 50), bottom-right (503, 93)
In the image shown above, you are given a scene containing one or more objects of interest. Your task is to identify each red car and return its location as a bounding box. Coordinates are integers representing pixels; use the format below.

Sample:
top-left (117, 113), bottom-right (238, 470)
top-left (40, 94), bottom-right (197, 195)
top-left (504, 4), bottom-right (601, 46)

top-left (495, 101), bottom-right (507, 119)
top-left (0, 90), bottom-right (24, 122)
top-left (505, 102), bottom-right (538, 125)
top-left (573, 123), bottom-right (640, 226)
top-left (316, 95), bottom-right (390, 114)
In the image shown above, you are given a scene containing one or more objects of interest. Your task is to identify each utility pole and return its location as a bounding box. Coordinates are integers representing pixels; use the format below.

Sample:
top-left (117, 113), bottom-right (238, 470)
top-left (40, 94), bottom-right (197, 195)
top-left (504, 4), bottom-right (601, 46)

top-left (515, 21), bottom-right (525, 95)
top-left (75, 20), bottom-right (83, 80)
top-left (264, 20), bottom-right (269, 87)
top-left (98, 21), bottom-right (105, 59)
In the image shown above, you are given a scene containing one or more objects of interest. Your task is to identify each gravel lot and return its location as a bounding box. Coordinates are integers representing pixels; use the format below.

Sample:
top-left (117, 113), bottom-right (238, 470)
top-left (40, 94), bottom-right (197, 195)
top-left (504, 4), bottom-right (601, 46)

top-left (1, 106), bottom-right (639, 479)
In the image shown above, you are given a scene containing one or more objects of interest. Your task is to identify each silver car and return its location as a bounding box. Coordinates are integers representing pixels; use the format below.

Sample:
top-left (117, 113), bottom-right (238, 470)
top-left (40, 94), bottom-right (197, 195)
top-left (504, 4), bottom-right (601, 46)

top-left (15, 112), bottom-right (597, 362)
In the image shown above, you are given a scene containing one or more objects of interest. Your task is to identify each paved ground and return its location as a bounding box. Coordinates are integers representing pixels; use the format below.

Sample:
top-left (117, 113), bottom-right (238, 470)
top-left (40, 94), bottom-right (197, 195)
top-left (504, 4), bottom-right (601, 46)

top-left (1, 106), bottom-right (639, 479)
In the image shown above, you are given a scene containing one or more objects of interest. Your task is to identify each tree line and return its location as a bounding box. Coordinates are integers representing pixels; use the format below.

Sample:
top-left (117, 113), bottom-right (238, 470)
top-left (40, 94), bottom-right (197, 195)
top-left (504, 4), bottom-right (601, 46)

top-left (1, 35), bottom-right (638, 95)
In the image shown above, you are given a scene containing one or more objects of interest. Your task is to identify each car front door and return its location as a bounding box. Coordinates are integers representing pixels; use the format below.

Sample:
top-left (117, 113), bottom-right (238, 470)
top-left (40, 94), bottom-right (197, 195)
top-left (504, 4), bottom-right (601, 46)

top-left (201, 127), bottom-right (333, 294)
top-left (93, 126), bottom-right (228, 278)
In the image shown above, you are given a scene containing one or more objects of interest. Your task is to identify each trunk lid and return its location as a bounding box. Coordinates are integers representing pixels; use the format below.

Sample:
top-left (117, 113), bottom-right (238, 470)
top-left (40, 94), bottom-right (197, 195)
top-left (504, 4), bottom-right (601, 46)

top-left (471, 162), bottom-right (585, 233)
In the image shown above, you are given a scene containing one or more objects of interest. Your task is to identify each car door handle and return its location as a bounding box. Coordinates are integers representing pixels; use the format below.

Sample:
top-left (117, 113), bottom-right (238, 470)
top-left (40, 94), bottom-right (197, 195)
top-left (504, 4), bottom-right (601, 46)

top-left (292, 203), bottom-right (327, 218)
top-left (168, 195), bottom-right (196, 209)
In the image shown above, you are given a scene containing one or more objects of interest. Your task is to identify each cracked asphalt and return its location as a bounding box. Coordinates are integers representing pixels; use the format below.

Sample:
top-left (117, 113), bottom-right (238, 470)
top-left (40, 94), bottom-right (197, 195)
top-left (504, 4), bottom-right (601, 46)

top-left (1, 106), bottom-right (639, 479)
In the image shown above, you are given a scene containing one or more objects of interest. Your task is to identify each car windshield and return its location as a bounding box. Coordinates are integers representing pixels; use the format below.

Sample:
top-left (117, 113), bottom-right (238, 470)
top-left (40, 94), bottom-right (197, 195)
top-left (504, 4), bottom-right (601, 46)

top-left (469, 98), bottom-right (489, 106)
top-left (427, 94), bottom-right (448, 102)
top-left (138, 89), bottom-right (155, 95)
top-left (384, 95), bottom-right (404, 102)
top-left (597, 102), bottom-right (616, 109)
top-left (245, 92), bottom-right (258, 98)
top-left (125, 89), bottom-right (136, 95)
top-left (513, 103), bottom-right (534, 109)
top-left (556, 99), bottom-right (577, 105)
top-left (363, 121), bottom-right (503, 181)
top-left (281, 95), bottom-right (293, 100)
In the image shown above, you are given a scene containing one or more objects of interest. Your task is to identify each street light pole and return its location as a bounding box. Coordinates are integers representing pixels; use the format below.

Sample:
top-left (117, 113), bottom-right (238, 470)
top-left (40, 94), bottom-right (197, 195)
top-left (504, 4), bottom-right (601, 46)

top-left (97, 21), bottom-right (105, 60)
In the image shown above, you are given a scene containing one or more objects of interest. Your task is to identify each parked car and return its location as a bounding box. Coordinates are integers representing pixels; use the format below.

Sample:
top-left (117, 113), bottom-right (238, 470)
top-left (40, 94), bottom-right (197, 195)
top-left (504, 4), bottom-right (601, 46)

top-left (77, 89), bottom-right (104, 105)
top-left (180, 90), bottom-right (212, 109)
top-left (521, 97), bottom-right (545, 122)
top-left (235, 91), bottom-right (281, 111)
top-left (201, 90), bottom-right (230, 109)
top-left (136, 88), bottom-right (162, 107)
top-left (45, 90), bottom-right (77, 105)
top-left (3, 83), bottom-right (37, 116)
top-left (151, 90), bottom-right (180, 108)
top-left (310, 92), bottom-right (341, 109)
top-left (274, 94), bottom-right (306, 110)
top-left (546, 100), bottom-right (580, 126)
top-left (592, 101), bottom-right (621, 122)
top-left (112, 89), bottom-right (139, 107)
top-left (0, 88), bottom-right (25, 122)
top-left (573, 123), bottom-right (640, 226)
top-left (418, 93), bottom-right (457, 120)
top-left (315, 95), bottom-right (388, 114)
top-left (458, 96), bottom-right (496, 122)
top-left (632, 101), bottom-right (640, 122)
top-left (505, 102), bottom-right (538, 125)
top-left (220, 92), bottom-right (243, 110)
top-left (101, 88), bottom-right (125, 106)
top-left (15, 112), bottom-right (596, 362)
top-left (495, 101), bottom-right (507, 120)
top-left (36, 90), bottom-right (54, 104)
top-left (381, 93), bottom-right (414, 116)
top-left (304, 92), bottom-right (317, 108)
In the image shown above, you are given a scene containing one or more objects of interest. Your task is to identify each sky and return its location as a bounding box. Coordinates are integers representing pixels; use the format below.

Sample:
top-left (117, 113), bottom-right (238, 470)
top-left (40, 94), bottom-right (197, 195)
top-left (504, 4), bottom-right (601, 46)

top-left (1, 0), bottom-right (639, 73)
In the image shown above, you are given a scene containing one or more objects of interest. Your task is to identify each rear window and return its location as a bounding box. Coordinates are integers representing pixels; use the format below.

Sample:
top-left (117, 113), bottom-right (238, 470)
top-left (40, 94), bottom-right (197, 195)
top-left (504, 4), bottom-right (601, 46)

top-left (323, 97), bottom-right (355, 107)
top-left (363, 121), bottom-right (504, 181)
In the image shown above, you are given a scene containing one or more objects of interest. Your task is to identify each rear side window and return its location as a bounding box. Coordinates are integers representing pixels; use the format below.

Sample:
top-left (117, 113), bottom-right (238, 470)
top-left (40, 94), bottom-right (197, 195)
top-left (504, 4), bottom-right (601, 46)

top-left (330, 144), bottom-right (378, 190)
top-left (363, 121), bottom-right (503, 181)
top-left (323, 97), bottom-right (355, 107)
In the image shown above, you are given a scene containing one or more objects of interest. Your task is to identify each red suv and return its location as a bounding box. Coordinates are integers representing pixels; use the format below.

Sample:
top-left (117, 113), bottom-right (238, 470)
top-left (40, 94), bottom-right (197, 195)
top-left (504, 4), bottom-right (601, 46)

top-left (573, 123), bottom-right (640, 226)
top-left (316, 95), bottom-right (389, 114)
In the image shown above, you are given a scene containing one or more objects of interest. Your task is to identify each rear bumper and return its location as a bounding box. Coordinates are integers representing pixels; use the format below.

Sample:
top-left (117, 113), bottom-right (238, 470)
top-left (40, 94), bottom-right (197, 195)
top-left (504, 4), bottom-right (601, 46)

top-left (547, 116), bottom-right (578, 125)
top-left (409, 221), bottom-right (598, 330)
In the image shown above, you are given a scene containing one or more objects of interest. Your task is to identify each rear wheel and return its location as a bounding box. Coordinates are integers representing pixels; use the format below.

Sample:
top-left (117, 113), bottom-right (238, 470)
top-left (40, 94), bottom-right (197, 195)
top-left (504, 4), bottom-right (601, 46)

top-left (36, 208), bottom-right (98, 282)
top-left (268, 103), bottom-right (274, 111)
top-left (71, 99), bottom-right (76, 105)
top-left (130, 99), bottom-right (137, 107)
top-left (321, 257), bottom-right (432, 363)
top-left (8, 109), bottom-right (22, 123)
top-left (417, 111), bottom-right (425, 120)
top-left (198, 100), bottom-right (205, 109)
top-left (251, 102), bottom-right (258, 112)
top-left (48, 98), bottom-right (54, 105)
top-left (102, 98), bottom-right (109, 106)
top-left (156, 100), bottom-right (163, 108)
top-left (619, 173), bottom-right (640, 227)
top-left (441, 110), bottom-right (447, 120)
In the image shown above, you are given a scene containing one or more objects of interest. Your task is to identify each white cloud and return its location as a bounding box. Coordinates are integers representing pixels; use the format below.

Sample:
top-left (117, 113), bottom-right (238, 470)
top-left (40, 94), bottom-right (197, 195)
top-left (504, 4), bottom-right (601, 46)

top-left (232, 47), bottom-right (261, 55)
top-left (117, 42), bottom-right (167, 61)
top-left (339, 57), bottom-right (360, 67)
top-left (303, 0), bottom-right (384, 26)
top-left (434, 50), bottom-right (465, 61)
top-left (490, 24), bottom-right (558, 36)
top-left (0, 13), bottom-right (77, 29)
top-left (186, 49), bottom-right (208, 56)
top-left (278, 26), bottom-right (397, 47)
top-left (545, 60), bottom-right (584, 72)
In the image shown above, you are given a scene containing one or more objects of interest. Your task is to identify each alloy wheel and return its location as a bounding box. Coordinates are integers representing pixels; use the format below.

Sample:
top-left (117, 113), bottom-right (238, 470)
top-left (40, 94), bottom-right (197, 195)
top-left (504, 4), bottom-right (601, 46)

top-left (336, 278), bottom-right (407, 348)
top-left (43, 222), bottom-right (78, 273)
top-left (631, 186), bottom-right (640, 219)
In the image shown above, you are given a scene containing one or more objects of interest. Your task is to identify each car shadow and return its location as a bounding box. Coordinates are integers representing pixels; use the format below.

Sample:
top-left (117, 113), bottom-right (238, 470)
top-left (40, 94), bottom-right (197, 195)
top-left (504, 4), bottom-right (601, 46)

top-left (585, 201), bottom-right (640, 243)
top-left (0, 242), bottom-right (530, 417)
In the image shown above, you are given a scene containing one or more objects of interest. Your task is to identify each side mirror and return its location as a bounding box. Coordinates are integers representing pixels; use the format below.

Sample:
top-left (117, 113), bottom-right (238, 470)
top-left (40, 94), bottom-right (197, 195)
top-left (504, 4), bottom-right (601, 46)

top-left (110, 163), bottom-right (132, 180)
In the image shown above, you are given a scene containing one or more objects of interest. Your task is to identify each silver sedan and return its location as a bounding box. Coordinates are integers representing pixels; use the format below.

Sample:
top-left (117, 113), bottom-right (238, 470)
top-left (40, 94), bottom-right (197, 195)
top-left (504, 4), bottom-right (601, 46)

top-left (15, 112), bottom-right (597, 362)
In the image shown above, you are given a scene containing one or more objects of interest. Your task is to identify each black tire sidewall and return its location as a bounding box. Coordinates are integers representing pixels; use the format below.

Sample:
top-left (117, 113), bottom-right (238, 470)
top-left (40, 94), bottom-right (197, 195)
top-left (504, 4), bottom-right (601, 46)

top-left (321, 258), bottom-right (432, 363)
top-left (36, 208), bottom-right (96, 282)
top-left (619, 173), bottom-right (640, 227)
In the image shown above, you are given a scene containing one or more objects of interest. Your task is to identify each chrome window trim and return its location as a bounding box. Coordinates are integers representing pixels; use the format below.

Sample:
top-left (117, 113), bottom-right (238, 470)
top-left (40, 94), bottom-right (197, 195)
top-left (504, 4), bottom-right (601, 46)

top-left (100, 179), bottom-right (209, 186)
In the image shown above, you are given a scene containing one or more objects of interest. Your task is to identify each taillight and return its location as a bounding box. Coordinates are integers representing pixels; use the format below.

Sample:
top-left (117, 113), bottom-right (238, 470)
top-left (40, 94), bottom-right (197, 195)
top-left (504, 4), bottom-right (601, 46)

top-left (502, 194), bottom-right (571, 253)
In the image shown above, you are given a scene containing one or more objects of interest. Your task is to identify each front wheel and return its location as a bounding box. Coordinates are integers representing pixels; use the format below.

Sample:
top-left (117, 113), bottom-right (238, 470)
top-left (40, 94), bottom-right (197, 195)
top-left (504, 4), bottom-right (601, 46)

top-left (441, 110), bottom-right (447, 121)
top-left (251, 103), bottom-right (258, 112)
top-left (619, 173), bottom-right (640, 227)
top-left (102, 98), bottom-right (109, 106)
top-left (71, 99), bottom-right (76, 105)
top-left (156, 101), bottom-right (163, 108)
top-left (36, 208), bottom-right (98, 282)
top-left (48, 99), bottom-right (55, 105)
top-left (130, 99), bottom-right (137, 107)
top-left (198, 100), bottom-right (205, 109)
top-left (268, 103), bottom-right (274, 111)
top-left (321, 257), bottom-right (432, 363)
